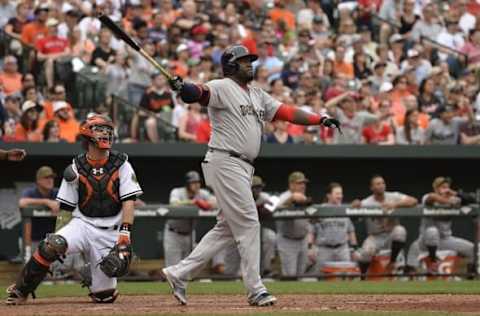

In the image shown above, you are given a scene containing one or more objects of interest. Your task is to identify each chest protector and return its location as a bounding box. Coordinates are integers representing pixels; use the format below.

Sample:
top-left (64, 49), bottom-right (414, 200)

top-left (75, 151), bottom-right (127, 218)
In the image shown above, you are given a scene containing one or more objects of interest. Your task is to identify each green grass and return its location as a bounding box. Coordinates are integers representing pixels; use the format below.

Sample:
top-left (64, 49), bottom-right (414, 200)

top-left (32, 280), bottom-right (480, 297)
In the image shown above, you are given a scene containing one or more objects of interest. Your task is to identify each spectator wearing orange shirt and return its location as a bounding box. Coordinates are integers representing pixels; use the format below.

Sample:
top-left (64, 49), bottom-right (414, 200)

top-left (333, 45), bottom-right (354, 80)
top-left (42, 84), bottom-right (73, 121)
top-left (178, 103), bottom-right (202, 142)
top-left (0, 55), bottom-right (22, 96)
top-left (48, 101), bottom-right (79, 143)
top-left (35, 18), bottom-right (71, 89)
top-left (20, 6), bottom-right (48, 46)
top-left (269, 1), bottom-right (296, 31)
top-left (171, 44), bottom-right (190, 78)
top-left (15, 100), bottom-right (43, 142)
top-left (389, 75), bottom-right (413, 107)
top-left (42, 120), bottom-right (65, 143)
top-left (196, 110), bottom-right (211, 144)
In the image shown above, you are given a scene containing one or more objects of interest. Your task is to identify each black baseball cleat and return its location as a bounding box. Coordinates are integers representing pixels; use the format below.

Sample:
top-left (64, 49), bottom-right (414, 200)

top-left (5, 284), bottom-right (27, 305)
top-left (248, 292), bottom-right (277, 306)
top-left (162, 268), bottom-right (187, 305)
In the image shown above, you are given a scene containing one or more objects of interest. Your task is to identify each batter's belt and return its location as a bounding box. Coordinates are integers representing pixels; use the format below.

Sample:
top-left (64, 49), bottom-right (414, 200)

top-left (207, 147), bottom-right (254, 166)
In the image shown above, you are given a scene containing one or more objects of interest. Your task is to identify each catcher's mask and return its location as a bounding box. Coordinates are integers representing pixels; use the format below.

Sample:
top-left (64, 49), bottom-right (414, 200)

top-left (80, 113), bottom-right (115, 149)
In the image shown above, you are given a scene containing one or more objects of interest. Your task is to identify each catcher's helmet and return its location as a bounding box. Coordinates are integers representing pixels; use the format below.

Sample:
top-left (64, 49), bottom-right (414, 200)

top-left (79, 113), bottom-right (115, 149)
top-left (185, 171), bottom-right (201, 184)
top-left (221, 45), bottom-right (258, 76)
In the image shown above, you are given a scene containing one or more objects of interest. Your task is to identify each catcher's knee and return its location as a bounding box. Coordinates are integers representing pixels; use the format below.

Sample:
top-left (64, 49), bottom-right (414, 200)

top-left (38, 234), bottom-right (68, 263)
top-left (391, 225), bottom-right (407, 243)
top-left (89, 289), bottom-right (119, 303)
top-left (423, 227), bottom-right (440, 247)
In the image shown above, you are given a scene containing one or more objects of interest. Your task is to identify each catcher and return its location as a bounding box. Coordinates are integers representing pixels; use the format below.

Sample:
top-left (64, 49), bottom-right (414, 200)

top-left (6, 114), bottom-right (143, 305)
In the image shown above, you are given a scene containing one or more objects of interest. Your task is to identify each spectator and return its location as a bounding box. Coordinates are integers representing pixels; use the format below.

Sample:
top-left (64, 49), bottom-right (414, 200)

top-left (436, 17), bottom-right (465, 62)
top-left (300, 126), bottom-right (321, 145)
top-left (18, 166), bottom-right (59, 261)
top-left (353, 52), bottom-right (372, 80)
top-left (362, 115), bottom-right (395, 145)
top-left (252, 65), bottom-right (271, 91)
top-left (77, 1), bottom-right (102, 41)
top-left (378, 0), bottom-right (403, 43)
top-left (389, 75), bottom-right (413, 106)
top-left (3, 95), bottom-right (21, 123)
top-left (425, 105), bottom-right (467, 144)
top-left (171, 43), bottom-right (190, 78)
top-left (269, 1), bottom-right (296, 31)
top-left (175, 0), bottom-right (199, 31)
top-left (254, 42), bottom-right (284, 81)
top-left (34, 18), bottom-right (71, 89)
top-left (418, 77), bottom-right (443, 116)
top-left (148, 12), bottom-right (167, 43)
top-left (105, 50), bottom-right (129, 100)
top-left (460, 29), bottom-right (480, 69)
top-left (43, 84), bottom-right (73, 121)
top-left (369, 62), bottom-right (388, 92)
top-left (20, 6), bottom-right (48, 46)
top-left (195, 110), bottom-right (211, 144)
top-left (401, 49), bottom-right (432, 85)
top-left (270, 78), bottom-right (290, 101)
top-left (127, 41), bottom-right (156, 106)
top-left (0, 55), bottom-right (22, 96)
top-left (187, 25), bottom-right (209, 61)
top-left (459, 106), bottom-right (480, 144)
top-left (0, 0), bottom-right (16, 29)
top-left (398, 0), bottom-right (419, 37)
top-left (265, 120), bottom-right (294, 144)
top-left (14, 100), bottom-right (42, 142)
top-left (333, 45), bottom-right (354, 79)
top-left (411, 4), bottom-right (443, 42)
top-left (157, 0), bottom-right (178, 29)
top-left (458, 0), bottom-right (476, 35)
top-left (395, 109), bottom-right (426, 144)
top-left (68, 26), bottom-right (95, 63)
top-left (4, 2), bottom-right (30, 47)
top-left (178, 103), bottom-right (202, 142)
top-left (91, 27), bottom-right (115, 72)
top-left (42, 119), bottom-right (64, 143)
top-left (21, 73), bottom-right (44, 103)
top-left (48, 101), bottom-right (79, 143)
top-left (131, 73), bottom-right (174, 143)
top-left (58, 9), bottom-right (80, 39)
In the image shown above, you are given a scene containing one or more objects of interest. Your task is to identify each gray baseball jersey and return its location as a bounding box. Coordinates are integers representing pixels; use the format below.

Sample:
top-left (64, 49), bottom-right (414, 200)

top-left (206, 78), bottom-right (281, 161)
top-left (314, 203), bottom-right (354, 246)
top-left (361, 192), bottom-right (408, 235)
top-left (276, 190), bottom-right (311, 239)
top-left (419, 193), bottom-right (452, 237)
top-left (167, 187), bottom-right (213, 233)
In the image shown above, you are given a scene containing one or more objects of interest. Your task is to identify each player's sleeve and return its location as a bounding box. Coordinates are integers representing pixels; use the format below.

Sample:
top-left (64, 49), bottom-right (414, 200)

top-left (169, 188), bottom-right (182, 204)
top-left (119, 161), bottom-right (143, 201)
top-left (278, 191), bottom-right (292, 207)
top-left (260, 89), bottom-right (282, 122)
top-left (205, 80), bottom-right (226, 109)
top-left (347, 219), bottom-right (355, 233)
top-left (392, 192), bottom-right (408, 203)
top-left (56, 180), bottom-right (78, 210)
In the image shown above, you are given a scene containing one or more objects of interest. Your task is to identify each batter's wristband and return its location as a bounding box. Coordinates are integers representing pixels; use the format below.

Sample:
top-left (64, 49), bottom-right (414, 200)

top-left (120, 223), bottom-right (132, 232)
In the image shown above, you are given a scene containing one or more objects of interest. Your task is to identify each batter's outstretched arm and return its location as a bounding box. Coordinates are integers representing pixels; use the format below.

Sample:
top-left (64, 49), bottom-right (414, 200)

top-left (273, 104), bottom-right (342, 132)
top-left (169, 76), bottom-right (210, 106)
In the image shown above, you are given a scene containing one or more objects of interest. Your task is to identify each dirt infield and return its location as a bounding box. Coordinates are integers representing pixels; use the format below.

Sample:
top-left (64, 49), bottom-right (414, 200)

top-left (1, 294), bottom-right (479, 315)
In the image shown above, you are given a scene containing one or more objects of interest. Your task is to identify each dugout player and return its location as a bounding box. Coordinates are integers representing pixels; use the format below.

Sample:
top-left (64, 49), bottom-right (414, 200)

top-left (164, 170), bottom-right (216, 267)
top-left (308, 182), bottom-right (358, 274)
top-left (406, 177), bottom-right (475, 275)
top-left (276, 171), bottom-right (312, 277)
top-left (0, 148), bottom-right (26, 161)
top-left (6, 114), bottom-right (142, 305)
top-left (162, 45), bottom-right (340, 307)
top-left (355, 175), bottom-right (417, 275)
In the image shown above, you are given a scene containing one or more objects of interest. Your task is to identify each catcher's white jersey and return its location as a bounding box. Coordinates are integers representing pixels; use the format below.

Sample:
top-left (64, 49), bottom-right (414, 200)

top-left (56, 158), bottom-right (143, 227)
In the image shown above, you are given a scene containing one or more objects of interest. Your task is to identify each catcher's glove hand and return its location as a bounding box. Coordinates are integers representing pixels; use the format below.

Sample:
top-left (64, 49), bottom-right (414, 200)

top-left (99, 243), bottom-right (132, 278)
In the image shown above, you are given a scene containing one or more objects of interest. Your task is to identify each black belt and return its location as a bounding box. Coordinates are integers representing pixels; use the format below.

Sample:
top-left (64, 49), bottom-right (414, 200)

top-left (321, 243), bottom-right (344, 249)
top-left (208, 147), bottom-right (254, 166)
top-left (97, 225), bottom-right (119, 231)
top-left (283, 234), bottom-right (306, 240)
top-left (169, 227), bottom-right (190, 235)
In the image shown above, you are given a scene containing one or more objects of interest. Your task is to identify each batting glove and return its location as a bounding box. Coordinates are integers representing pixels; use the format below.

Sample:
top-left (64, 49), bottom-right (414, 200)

top-left (118, 223), bottom-right (132, 245)
top-left (322, 117), bottom-right (342, 134)
top-left (168, 76), bottom-right (184, 92)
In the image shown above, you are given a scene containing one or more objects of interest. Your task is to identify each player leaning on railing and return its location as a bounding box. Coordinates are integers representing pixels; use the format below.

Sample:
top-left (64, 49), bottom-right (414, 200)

top-left (6, 114), bottom-right (143, 305)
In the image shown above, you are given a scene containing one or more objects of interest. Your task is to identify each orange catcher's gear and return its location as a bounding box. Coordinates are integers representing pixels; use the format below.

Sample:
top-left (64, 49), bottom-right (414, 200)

top-left (79, 114), bottom-right (115, 149)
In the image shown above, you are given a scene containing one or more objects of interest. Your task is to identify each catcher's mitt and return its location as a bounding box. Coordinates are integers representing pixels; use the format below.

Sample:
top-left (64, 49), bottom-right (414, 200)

top-left (99, 243), bottom-right (132, 278)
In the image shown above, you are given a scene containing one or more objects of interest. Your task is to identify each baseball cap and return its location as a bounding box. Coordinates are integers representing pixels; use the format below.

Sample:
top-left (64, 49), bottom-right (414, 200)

top-left (46, 18), bottom-right (59, 27)
top-left (379, 82), bottom-right (393, 93)
top-left (53, 101), bottom-right (68, 113)
top-left (21, 100), bottom-right (38, 113)
top-left (34, 5), bottom-right (49, 15)
top-left (389, 34), bottom-right (404, 44)
top-left (176, 43), bottom-right (188, 54)
top-left (432, 177), bottom-right (451, 190)
top-left (192, 25), bottom-right (208, 35)
top-left (288, 171), bottom-right (309, 183)
top-left (407, 49), bottom-right (420, 58)
top-left (252, 176), bottom-right (264, 187)
top-left (185, 171), bottom-right (201, 183)
top-left (374, 62), bottom-right (387, 69)
top-left (36, 166), bottom-right (56, 180)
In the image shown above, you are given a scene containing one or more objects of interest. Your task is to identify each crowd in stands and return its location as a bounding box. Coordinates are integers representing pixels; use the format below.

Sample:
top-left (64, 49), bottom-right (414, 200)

top-left (1, 0), bottom-right (480, 145)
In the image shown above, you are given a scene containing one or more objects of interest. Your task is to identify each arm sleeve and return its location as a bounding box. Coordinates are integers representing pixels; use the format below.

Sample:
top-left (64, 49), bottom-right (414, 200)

top-left (205, 80), bottom-right (226, 109)
top-left (119, 161), bottom-right (143, 201)
top-left (169, 188), bottom-right (182, 204)
top-left (347, 219), bottom-right (355, 233)
top-left (56, 179), bottom-right (78, 208)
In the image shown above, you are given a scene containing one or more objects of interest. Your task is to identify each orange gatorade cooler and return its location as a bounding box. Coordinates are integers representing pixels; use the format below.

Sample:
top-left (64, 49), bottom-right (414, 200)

top-left (320, 261), bottom-right (360, 280)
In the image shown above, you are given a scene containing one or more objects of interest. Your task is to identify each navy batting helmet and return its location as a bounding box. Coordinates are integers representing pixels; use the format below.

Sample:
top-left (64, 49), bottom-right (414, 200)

top-left (221, 45), bottom-right (258, 75)
top-left (185, 171), bottom-right (201, 184)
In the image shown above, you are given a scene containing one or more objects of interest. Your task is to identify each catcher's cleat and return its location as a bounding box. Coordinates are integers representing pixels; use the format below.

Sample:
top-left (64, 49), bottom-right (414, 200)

top-left (248, 292), bottom-right (277, 307)
top-left (5, 285), bottom-right (27, 306)
top-left (162, 268), bottom-right (187, 305)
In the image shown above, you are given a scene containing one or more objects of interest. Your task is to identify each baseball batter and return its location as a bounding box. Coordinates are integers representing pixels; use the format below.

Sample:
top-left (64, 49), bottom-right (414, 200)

top-left (355, 175), bottom-right (417, 275)
top-left (162, 45), bottom-right (340, 307)
top-left (309, 182), bottom-right (357, 274)
top-left (164, 171), bottom-right (215, 267)
top-left (6, 114), bottom-right (142, 305)
top-left (406, 177), bottom-right (475, 274)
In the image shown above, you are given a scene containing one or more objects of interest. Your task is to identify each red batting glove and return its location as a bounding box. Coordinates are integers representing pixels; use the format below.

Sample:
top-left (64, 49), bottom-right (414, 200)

top-left (117, 223), bottom-right (132, 245)
top-left (194, 199), bottom-right (212, 210)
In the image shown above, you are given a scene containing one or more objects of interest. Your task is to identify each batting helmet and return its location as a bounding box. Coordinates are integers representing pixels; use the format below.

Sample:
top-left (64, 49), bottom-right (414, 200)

top-left (185, 171), bottom-right (201, 184)
top-left (79, 113), bottom-right (115, 149)
top-left (221, 45), bottom-right (258, 75)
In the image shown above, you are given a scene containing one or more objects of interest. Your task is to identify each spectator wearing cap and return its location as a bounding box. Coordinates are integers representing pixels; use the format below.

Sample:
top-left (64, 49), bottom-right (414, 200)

top-left (425, 105), bottom-right (467, 144)
top-left (0, 55), bottom-right (22, 96)
top-left (44, 101), bottom-right (79, 143)
top-left (35, 18), bottom-right (71, 89)
top-left (14, 100), bottom-right (42, 142)
top-left (411, 4), bottom-right (443, 42)
top-left (77, 1), bottom-right (101, 41)
top-left (395, 108), bottom-right (426, 144)
top-left (187, 25), bottom-right (209, 61)
top-left (4, 2), bottom-right (30, 44)
top-left (333, 45), bottom-right (354, 80)
top-left (105, 50), bottom-right (129, 100)
top-left (171, 43), bottom-right (190, 78)
top-left (91, 27), bottom-right (115, 72)
top-left (375, 43), bottom-right (400, 79)
top-left (42, 83), bottom-right (73, 121)
top-left (18, 166), bottom-right (59, 261)
top-left (131, 72), bottom-right (174, 143)
top-left (20, 6), bottom-right (48, 46)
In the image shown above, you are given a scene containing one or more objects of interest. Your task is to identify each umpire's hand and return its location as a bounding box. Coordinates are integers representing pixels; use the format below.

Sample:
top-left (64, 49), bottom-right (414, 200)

top-left (322, 117), bottom-right (342, 134)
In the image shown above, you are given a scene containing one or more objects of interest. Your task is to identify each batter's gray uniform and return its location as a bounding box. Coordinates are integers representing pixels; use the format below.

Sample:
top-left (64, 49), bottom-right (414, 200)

top-left (164, 78), bottom-right (281, 297)
top-left (357, 192), bottom-right (407, 262)
top-left (276, 190), bottom-right (311, 276)
top-left (406, 195), bottom-right (474, 268)
top-left (311, 204), bottom-right (355, 273)
top-left (164, 187), bottom-right (213, 267)
top-left (223, 192), bottom-right (277, 276)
